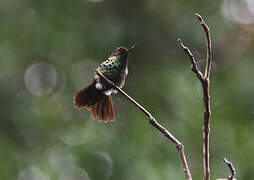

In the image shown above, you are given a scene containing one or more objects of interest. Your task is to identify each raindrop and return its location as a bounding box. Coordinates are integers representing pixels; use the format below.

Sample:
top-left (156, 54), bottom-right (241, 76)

top-left (24, 62), bottom-right (57, 97)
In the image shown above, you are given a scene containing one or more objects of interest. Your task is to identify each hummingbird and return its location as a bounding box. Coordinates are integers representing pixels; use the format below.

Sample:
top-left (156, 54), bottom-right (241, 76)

top-left (73, 45), bottom-right (135, 122)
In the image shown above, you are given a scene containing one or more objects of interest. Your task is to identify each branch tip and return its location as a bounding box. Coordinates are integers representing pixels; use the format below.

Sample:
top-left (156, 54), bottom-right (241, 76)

top-left (194, 13), bottom-right (202, 20)
top-left (195, 13), bottom-right (210, 34)
top-left (178, 39), bottom-right (185, 48)
top-left (177, 38), bottom-right (182, 44)
top-left (179, 13), bottom-right (212, 180)
top-left (222, 157), bottom-right (236, 180)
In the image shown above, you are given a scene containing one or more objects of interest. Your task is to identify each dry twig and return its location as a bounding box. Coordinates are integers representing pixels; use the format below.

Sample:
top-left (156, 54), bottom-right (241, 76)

top-left (223, 157), bottom-right (236, 180)
top-left (178, 13), bottom-right (212, 180)
top-left (94, 69), bottom-right (192, 180)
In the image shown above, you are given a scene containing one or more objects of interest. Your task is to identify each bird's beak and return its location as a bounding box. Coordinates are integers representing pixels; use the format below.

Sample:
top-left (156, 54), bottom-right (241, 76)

top-left (127, 45), bottom-right (135, 53)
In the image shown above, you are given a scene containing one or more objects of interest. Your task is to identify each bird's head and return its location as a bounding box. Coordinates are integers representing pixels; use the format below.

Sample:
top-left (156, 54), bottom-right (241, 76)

top-left (111, 45), bottom-right (135, 58)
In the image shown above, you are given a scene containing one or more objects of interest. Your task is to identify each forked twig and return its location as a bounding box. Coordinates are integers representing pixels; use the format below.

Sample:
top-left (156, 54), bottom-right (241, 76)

top-left (194, 13), bottom-right (212, 79)
top-left (223, 157), bottom-right (236, 180)
top-left (178, 13), bottom-right (212, 180)
top-left (94, 69), bottom-right (192, 180)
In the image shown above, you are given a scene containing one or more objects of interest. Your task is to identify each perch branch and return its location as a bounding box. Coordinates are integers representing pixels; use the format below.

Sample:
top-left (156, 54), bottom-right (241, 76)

top-left (178, 13), bottom-right (212, 180)
top-left (223, 157), bottom-right (236, 180)
top-left (94, 69), bottom-right (192, 180)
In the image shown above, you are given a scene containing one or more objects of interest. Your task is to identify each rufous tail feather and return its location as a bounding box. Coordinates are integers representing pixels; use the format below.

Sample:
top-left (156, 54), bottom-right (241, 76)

top-left (73, 81), bottom-right (115, 122)
top-left (90, 95), bottom-right (114, 122)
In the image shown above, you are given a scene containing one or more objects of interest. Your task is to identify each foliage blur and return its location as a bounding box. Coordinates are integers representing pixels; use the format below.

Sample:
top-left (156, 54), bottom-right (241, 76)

top-left (0, 0), bottom-right (254, 179)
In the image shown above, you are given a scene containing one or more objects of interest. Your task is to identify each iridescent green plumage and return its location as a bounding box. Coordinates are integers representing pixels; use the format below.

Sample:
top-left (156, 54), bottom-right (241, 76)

top-left (96, 47), bottom-right (130, 88)
top-left (73, 45), bottom-right (134, 122)
top-left (98, 56), bottom-right (122, 79)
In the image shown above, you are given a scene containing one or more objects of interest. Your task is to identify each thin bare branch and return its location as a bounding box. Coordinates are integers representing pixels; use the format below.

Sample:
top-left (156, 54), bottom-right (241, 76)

top-left (94, 69), bottom-right (192, 180)
top-left (194, 13), bottom-right (212, 79)
top-left (178, 13), bottom-right (212, 180)
top-left (223, 157), bottom-right (236, 180)
top-left (178, 39), bottom-right (204, 82)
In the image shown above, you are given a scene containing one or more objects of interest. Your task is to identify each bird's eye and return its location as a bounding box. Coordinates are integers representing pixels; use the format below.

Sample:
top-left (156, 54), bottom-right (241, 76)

top-left (116, 51), bottom-right (120, 56)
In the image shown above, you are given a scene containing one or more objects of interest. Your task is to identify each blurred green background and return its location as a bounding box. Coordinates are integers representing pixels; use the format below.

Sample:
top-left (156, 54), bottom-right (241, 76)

top-left (0, 0), bottom-right (254, 179)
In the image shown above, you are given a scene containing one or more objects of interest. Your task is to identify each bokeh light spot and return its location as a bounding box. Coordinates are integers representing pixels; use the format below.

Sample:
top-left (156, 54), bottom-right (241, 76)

top-left (94, 151), bottom-right (113, 180)
top-left (61, 125), bottom-right (89, 146)
top-left (59, 167), bottom-right (90, 180)
top-left (45, 145), bottom-right (75, 171)
top-left (24, 62), bottom-right (57, 97)
top-left (18, 166), bottom-right (49, 180)
top-left (222, 0), bottom-right (254, 25)
top-left (45, 145), bottom-right (90, 180)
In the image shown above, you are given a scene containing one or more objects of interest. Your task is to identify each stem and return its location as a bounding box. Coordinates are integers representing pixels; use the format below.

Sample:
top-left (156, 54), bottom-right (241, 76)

top-left (94, 69), bottom-right (192, 180)
top-left (179, 13), bottom-right (212, 180)
top-left (223, 157), bottom-right (236, 180)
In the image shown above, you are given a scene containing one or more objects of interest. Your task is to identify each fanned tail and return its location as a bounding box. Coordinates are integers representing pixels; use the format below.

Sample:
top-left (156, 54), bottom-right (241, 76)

top-left (90, 95), bottom-right (114, 122)
top-left (73, 81), bottom-right (115, 122)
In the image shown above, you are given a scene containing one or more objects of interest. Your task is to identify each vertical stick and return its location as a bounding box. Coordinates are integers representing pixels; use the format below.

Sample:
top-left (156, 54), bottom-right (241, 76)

top-left (179, 13), bottom-right (212, 180)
